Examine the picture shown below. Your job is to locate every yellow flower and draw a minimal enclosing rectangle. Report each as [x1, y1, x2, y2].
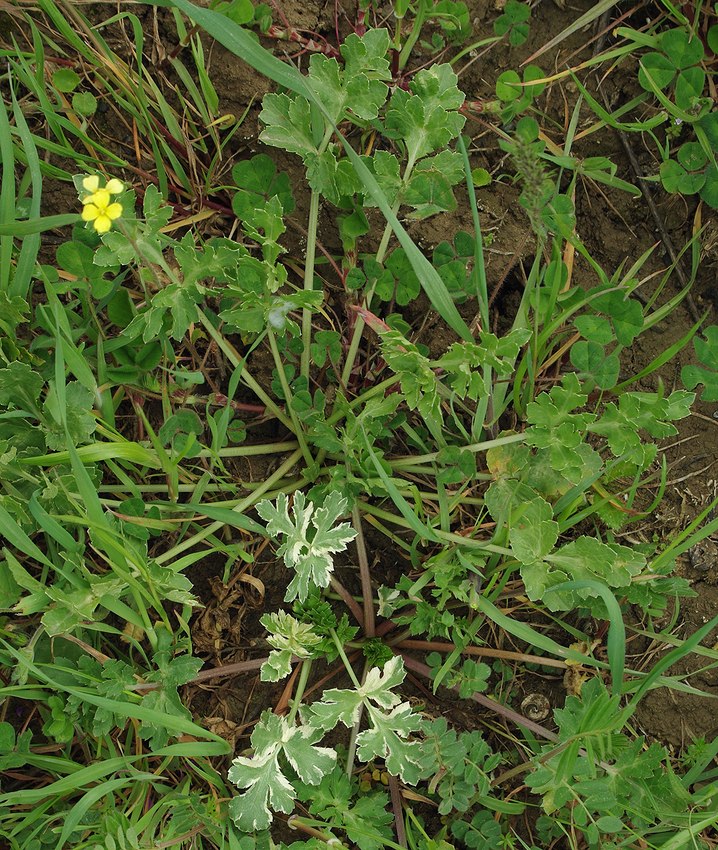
[81, 175, 124, 234]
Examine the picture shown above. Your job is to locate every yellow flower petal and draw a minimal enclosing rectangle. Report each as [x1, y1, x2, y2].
[94, 215, 112, 234]
[105, 178, 124, 195]
[82, 175, 100, 192]
[92, 188, 111, 208]
[81, 203, 99, 222]
[105, 202, 123, 221]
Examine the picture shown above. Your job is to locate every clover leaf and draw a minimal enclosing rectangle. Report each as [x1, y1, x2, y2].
[232, 154, 295, 221]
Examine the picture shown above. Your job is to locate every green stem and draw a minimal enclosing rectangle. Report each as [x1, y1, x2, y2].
[345, 660, 370, 777]
[330, 628, 362, 689]
[339, 154, 417, 391]
[287, 658, 313, 725]
[397, 0, 428, 69]
[198, 441, 299, 458]
[301, 126, 333, 380]
[196, 310, 294, 431]
[301, 188, 321, 379]
[267, 328, 315, 471]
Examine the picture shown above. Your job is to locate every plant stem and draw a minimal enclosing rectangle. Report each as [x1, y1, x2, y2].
[351, 501, 375, 637]
[267, 328, 316, 470]
[331, 628, 362, 689]
[300, 126, 333, 380]
[287, 658, 312, 725]
[196, 309, 294, 431]
[338, 153, 417, 391]
[344, 660, 370, 777]
[301, 187, 321, 379]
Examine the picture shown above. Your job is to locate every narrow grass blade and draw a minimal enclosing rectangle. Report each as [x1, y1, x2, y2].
[0, 214, 79, 236]
[625, 614, 718, 715]
[545, 580, 625, 696]
[9, 82, 42, 299]
[472, 593, 609, 670]
[2, 640, 230, 747]
[0, 91, 17, 293]
[522, 0, 622, 65]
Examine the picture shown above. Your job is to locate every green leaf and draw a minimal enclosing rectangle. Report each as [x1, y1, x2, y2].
[228, 712, 336, 831]
[385, 65, 465, 163]
[256, 491, 356, 602]
[377, 327, 442, 440]
[523, 537, 646, 611]
[402, 172, 455, 217]
[56, 240, 99, 280]
[357, 702, 425, 784]
[165, 0, 472, 341]
[509, 496, 559, 564]
[366, 151, 403, 206]
[259, 93, 317, 158]
[496, 70, 522, 102]
[297, 768, 393, 850]
[674, 66, 706, 110]
[0, 362, 43, 413]
[72, 92, 97, 116]
[260, 611, 322, 681]
[678, 141, 708, 172]
[638, 52, 676, 91]
[660, 158, 704, 195]
[0, 291, 29, 340]
[52, 69, 80, 92]
[214, 0, 254, 24]
[232, 153, 295, 219]
[472, 167, 491, 187]
[700, 163, 718, 208]
[42, 381, 97, 450]
[574, 314, 613, 344]
[570, 340, 620, 390]
[682, 325, 718, 400]
[494, 0, 530, 46]
[660, 27, 704, 69]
